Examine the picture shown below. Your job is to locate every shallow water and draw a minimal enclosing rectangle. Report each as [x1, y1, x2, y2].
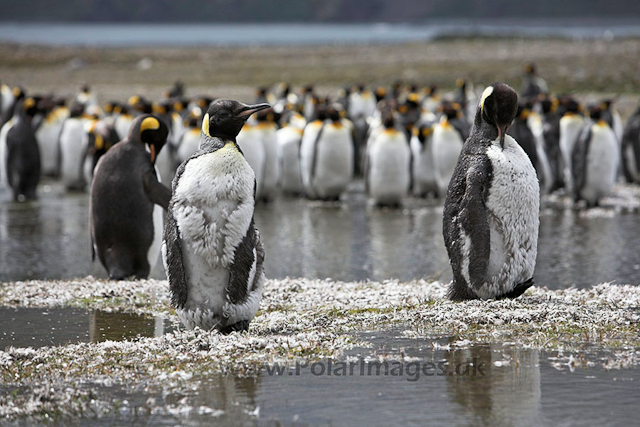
[1, 181, 640, 288]
[1, 20, 640, 47]
[0, 307, 171, 348]
[3, 327, 636, 426]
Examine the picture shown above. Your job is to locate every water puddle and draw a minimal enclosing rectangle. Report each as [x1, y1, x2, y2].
[3, 328, 630, 425]
[0, 307, 173, 349]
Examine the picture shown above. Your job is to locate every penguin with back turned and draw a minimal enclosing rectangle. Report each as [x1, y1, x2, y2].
[6, 98, 41, 201]
[163, 99, 270, 333]
[90, 114, 170, 280]
[443, 82, 539, 300]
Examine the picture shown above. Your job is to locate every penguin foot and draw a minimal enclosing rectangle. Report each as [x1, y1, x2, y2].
[220, 320, 250, 335]
[498, 278, 534, 299]
[447, 281, 480, 301]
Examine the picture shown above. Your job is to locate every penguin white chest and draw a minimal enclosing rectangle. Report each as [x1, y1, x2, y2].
[172, 142, 256, 312]
[582, 124, 619, 203]
[482, 135, 540, 298]
[432, 125, 464, 193]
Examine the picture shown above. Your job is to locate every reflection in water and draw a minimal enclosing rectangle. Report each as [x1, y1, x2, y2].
[89, 310, 170, 343]
[2, 181, 640, 287]
[0, 307, 170, 349]
[445, 343, 542, 426]
[162, 375, 261, 425]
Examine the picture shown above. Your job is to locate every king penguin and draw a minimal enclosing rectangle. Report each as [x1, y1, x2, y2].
[255, 109, 279, 202]
[276, 119, 304, 195]
[443, 82, 540, 300]
[365, 109, 411, 207]
[90, 114, 170, 280]
[410, 121, 437, 198]
[36, 98, 69, 177]
[59, 103, 90, 191]
[301, 105, 354, 201]
[558, 98, 584, 193]
[163, 99, 270, 333]
[236, 115, 266, 200]
[571, 105, 619, 208]
[432, 102, 466, 198]
[5, 98, 41, 201]
[621, 101, 640, 184]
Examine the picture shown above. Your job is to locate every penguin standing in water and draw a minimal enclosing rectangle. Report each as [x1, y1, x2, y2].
[90, 115, 170, 280]
[36, 97, 69, 177]
[365, 109, 411, 207]
[236, 116, 266, 200]
[558, 98, 584, 193]
[255, 109, 279, 202]
[410, 122, 437, 198]
[432, 102, 466, 198]
[276, 120, 304, 195]
[59, 103, 90, 191]
[443, 83, 539, 300]
[163, 100, 270, 333]
[571, 105, 619, 208]
[5, 98, 41, 201]
[302, 105, 354, 201]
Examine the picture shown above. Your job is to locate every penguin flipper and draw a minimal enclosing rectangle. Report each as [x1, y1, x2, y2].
[443, 155, 491, 299]
[164, 205, 188, 308]
[309, 123, 325, 187]
[227, 219, 261, 305]
[143, 170, 172, 210]
[571, 125, 591, 200]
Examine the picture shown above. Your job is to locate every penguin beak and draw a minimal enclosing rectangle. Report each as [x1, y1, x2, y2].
[497, 123, 509, 150]
[149, 144, 156, 163]
[237, 103, 271, 119]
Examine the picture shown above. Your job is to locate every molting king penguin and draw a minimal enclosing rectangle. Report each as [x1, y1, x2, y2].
[90, 114, 171, 280]
[443, 82, 540, 300]
[162, 99, 270, 333]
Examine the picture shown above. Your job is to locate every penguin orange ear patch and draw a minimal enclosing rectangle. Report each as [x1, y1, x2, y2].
[140, 117, 160, 133]
[201, 113, 210, 136]
[480, 86, 494, 113]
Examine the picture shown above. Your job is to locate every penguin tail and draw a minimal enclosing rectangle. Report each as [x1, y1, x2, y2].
[220, 320, 250, 335]
[498, 278, 534, 299]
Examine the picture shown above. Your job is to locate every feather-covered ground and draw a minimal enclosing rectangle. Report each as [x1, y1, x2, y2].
[1, 277, 639, 420]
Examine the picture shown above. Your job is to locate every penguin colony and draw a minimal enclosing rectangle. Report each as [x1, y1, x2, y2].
[1, 62, 639, 329]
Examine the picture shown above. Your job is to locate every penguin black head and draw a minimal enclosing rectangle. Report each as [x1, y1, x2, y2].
[413, 123, 434, 145]
[201, 99, 271, 142]
[588, 104, 603, 121]
[327, 105, 342, 122]
[20, 97, 39, 118]
[477, 82, 518, 149]
[439, 101, 460, 121]
[381, 107, 395, 129]
[129, 114, 169, 164]
[525, 63, 536, 75]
